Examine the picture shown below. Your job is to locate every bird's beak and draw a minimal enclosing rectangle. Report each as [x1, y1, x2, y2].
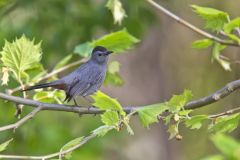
[106, 51, 113, 55]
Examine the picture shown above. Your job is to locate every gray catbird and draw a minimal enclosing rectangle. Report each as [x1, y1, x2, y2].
[22, 46, 113, 105]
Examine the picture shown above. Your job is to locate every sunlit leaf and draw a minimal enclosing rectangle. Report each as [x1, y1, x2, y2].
[201, 155, 224, 160]
[33, 90, 65, 103]
[91, 91, 125, 115]
[185, 115, 208, 129]
[224, 17, 240, 33]
[212, 42, 230, 71]
[1, 67, 9, 85]
[60, 136, 84, 159]
[74, 42, 93, 57]
[101, 110, 119, 126]
[137, 103, 168, 128]
[0, 138, 13, 153]
[209, 113, 240, 133]
[92, 125, 115, 137]
[168, 90, 193, 112]
[192, 39, 213, 49]
[106, 0, 127, 25]
[167, 124, 179, 140]
[0, 35, 42, 82]
[104, 61, 124, 86]
[192, 5, 229, 31]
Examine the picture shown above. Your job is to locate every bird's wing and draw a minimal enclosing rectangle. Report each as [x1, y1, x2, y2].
[64, 64, 104, 102]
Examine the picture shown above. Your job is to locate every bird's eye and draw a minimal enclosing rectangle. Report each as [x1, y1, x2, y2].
[98, 54, 102, 56]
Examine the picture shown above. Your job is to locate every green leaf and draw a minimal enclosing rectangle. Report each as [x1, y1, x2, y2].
[101, 110, 119, 126]
[211, 134, 240, 159]
[209, 113, 240, 133]
[74, 42, 93, 57]
[191, 5, 229, 31]
[60, 136, 84, 159]
[167, 124, 179, 140]
[0, 138, 13, 152]
[92, 125, 115, 137]
[93, 29, 139, 53]
[212, 42, 231, 71]
[53, 54, 73, 70]
[104, 61, 124, 86]
[74, 29, 139, 57]
[224, 17, 240, 33]
[106, 0, 127, 25]
[91, 91, 125, 115]
[0, 35, 42, 82]
[1, 67, 9, 85]
[33, 90, 65, 103]
[192, 39, 213, 49]
[168, 89, 193, 112]
[185, 115, 208, 129]
[201, 155, 224, 160]
[137, 103, 168, 128]
[108, 61, 120, 74]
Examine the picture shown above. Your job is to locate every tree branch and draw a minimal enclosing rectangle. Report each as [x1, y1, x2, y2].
[0, 79, 240, 117]
[0, 133, 97, 160]
[0, 106, 42, 132]
[184, 79, 240, 109]
[146, 0, 240, 47]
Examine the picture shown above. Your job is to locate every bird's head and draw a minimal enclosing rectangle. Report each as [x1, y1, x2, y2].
[90, 46, 113, 64]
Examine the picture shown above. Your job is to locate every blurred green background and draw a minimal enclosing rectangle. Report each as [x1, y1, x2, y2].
[0, 0, 239, 159]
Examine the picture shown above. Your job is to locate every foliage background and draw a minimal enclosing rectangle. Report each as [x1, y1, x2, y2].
[0, 0, 239, 159]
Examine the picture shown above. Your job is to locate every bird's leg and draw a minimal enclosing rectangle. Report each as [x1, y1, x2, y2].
[73, 98, 79, 107]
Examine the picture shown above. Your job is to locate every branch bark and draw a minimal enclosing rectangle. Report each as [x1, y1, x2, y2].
[0, 79, 240, 117]
[146, 0, 240, 47]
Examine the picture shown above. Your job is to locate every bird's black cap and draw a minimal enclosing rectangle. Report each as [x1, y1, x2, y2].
[92, 46, 107, 53]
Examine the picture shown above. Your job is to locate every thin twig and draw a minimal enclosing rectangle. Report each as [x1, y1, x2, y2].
[146, 0, 240, 47]
[209, 106, 240, 118]
[0, 106, 42, 132]
[8, 59, 86, 95]
[0, 133, 97, 160]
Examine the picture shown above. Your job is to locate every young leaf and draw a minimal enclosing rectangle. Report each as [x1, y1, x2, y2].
[0, 35, 42, 82]
[211, 134, 240, 159]
[209, 113, 240, 133]
[33, 90, 65, 103]
[104, 61, 124, 86]
[106, 0, 127, 25]
[192, 39, 213, 49]
[1, 67, 9, 85]
[92, 125, 115, 137]
[191, 5, 229, 31]
[137, 103, 168, 128]
[74, 29, 139, 57]
[185, 115, 208, 129]
[224, 17, 240, 34]
[91, 91, 125, 115]
[93, 29, 139, 53]
[212, 42, 230, 71]
[167, 124, 179, 140]
[0, 138, 13, 152]
[60, 136, 84, 159]
[201, 155, 224, 160]
[101, 110, 119, 126]
[168, 90, 193, 112]
[74, 42, 93, 57]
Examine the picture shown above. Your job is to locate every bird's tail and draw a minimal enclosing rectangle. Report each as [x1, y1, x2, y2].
[21, 82, 54, 91]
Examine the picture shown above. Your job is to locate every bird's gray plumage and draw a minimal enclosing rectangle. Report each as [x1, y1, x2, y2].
[22, 46, 112, 104]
